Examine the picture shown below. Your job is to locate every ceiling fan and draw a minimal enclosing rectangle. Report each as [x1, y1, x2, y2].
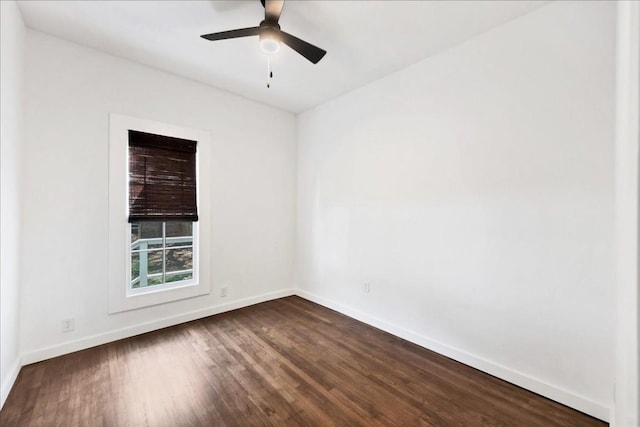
[200, 0, 327, 64]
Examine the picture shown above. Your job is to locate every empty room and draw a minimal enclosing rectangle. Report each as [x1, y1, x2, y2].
[1, 0, 638, 426]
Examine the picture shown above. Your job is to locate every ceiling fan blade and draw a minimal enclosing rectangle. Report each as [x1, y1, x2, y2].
[279, 31, 326, 64]
[201, 27, 260, 41]
[264, 0, 284, 23]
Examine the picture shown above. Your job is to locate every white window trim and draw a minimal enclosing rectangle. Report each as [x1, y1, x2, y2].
[108, 113, 211, 313]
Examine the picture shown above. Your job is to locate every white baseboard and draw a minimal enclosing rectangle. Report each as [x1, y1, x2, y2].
[295, 289, 611, 423]
[1, 357, 21, 410]
[21, 289, 295, 366]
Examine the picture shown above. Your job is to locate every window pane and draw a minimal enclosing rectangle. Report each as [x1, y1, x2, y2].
[166, 272, 193, 283]
[166, 242, 192, 249]
[166, 221, 193, 248]
[146, 250, 163, 275]
[165, 248, 193, 272]
[148, 276, 164, 286]
[144, 241, 163, 250]
[140, 223, 163, 250]
[131, 252, 140, 278]
[131, 252, 140, 288]
[139, 222, 163, 239]
[130, 222, 163, 250]
[131, 223, 140, 244]
[166, 222, 192, 237]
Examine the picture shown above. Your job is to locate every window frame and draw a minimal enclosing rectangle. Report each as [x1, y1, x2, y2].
[109, 114, 211, 313]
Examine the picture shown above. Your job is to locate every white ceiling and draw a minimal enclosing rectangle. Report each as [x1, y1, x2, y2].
[17, 0, 546, 114]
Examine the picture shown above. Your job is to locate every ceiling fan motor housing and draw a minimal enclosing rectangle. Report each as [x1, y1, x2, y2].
[259, 21, 281, 54]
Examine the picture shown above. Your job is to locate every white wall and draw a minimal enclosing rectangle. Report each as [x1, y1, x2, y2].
[0, 0, 25, 408]
[8, 0, 628, 422]
[20, 30, 297, 360]
[296, 1, 615, 420]
[614, 2, 640, 425]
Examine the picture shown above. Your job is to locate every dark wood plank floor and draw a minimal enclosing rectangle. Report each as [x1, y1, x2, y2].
[1, 296, 606, 426]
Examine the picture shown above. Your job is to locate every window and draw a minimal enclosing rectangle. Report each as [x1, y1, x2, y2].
[127, 130, 198, 292]
[130, 221, 194, 289]
[109, 114, 211, 313]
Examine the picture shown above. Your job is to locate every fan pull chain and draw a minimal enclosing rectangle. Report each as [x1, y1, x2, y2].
[267, 56, 274, 88]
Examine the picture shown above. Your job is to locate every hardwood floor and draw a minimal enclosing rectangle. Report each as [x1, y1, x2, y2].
[1, 296, 606, 426]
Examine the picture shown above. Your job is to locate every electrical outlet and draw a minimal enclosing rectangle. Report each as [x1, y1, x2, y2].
[220, 286, 228, 298]
[364, 282, 370, 293]
[62, 318, 75, 333]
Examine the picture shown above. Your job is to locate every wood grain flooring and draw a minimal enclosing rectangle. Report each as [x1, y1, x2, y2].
[1, 296, 606, 426]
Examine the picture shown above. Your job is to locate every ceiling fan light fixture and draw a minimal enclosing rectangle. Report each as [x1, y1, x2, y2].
[201, 0, 326, 64]
[259, 28, 280, 54]
[260, 37, 280, 54]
